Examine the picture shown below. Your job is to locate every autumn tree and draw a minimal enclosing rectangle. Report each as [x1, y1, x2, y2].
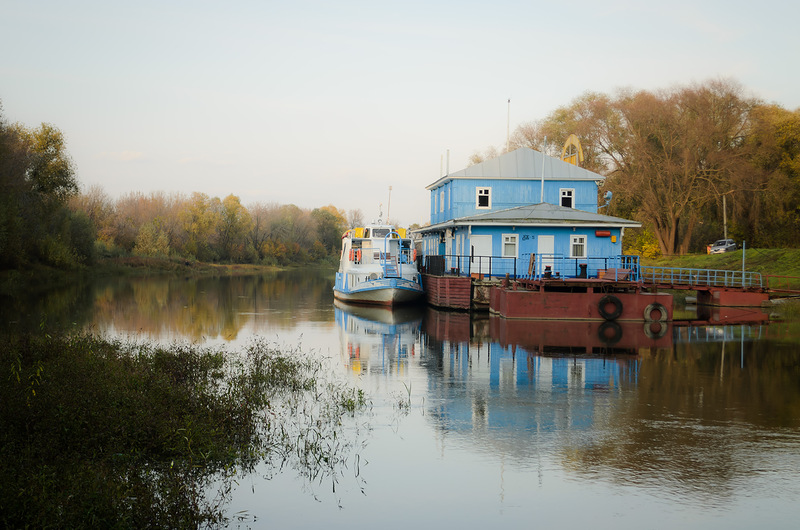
[312, 205, 346, 255]
[347, 208, 364, 228]
[246, 202, 275, 262]
[215, 194, 252, 261]
[179, 192, 219, 261]
[733, 104, 800, 246]
[0, 105, 88, 268]
[133, 220, 170, 257]
[605, 81, 756, 254]
[70, 185, 114, 241]
[517, 79, 769, 254]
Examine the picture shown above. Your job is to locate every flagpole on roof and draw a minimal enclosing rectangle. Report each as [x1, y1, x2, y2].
[506, 98, 510, 152]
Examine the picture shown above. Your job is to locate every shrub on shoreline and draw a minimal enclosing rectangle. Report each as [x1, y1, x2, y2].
[0, 332, 367, 528]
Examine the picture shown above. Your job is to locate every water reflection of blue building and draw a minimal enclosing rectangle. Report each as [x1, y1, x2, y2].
[422, 309, 641, 435]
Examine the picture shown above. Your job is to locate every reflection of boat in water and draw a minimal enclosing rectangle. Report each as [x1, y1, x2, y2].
[333, 222, 424, 305]
[334, 299, 424, 373]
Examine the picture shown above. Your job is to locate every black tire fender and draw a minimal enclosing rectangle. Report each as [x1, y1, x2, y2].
[598, 295, 623, 320]
[643, 303, 668, 322]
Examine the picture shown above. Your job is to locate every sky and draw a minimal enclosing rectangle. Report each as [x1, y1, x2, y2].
[2, 0, 799, 227]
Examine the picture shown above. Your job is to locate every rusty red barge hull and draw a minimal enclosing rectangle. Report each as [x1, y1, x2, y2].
[490, 279, 673, 322]
[422, 274, 472, 310]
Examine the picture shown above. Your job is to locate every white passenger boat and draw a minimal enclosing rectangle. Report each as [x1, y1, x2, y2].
[333, 222, 424, 306]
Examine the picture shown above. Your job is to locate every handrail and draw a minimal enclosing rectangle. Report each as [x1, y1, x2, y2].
[422, 253, 639, 281]
[639, 266, 763, 289]
[381, 231, 401, 277]
[764, 274, 800, 294]
[420, 251, 770, 292]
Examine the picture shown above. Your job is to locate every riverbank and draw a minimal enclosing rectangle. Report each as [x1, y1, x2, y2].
[0, 256, 299, 298]
[642, 247, 800, 276]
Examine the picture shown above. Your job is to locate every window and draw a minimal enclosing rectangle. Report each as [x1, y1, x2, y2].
[502, 234, 518, 258]
[570, 235, 586, 258]
[560, 188, 574, 208]
[477, 187, 491, 209]
[439, 190, 444, 212]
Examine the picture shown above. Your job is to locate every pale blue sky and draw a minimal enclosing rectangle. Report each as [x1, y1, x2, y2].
[2, 0, 798, 226]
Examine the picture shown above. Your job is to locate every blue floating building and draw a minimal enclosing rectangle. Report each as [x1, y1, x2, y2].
[416, 147, 641, 280]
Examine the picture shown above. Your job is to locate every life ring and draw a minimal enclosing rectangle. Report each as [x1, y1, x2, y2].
[598, 320, 623, 345]
[643, 320, 668, 339]
[348, 249, 354, 261]
[598, 295, 623, 320]
[355, 249, 362, 262]
[412, 249, 417, 261]
[643, 303, 668, 322]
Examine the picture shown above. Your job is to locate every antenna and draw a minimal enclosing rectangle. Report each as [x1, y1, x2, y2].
[506, 98, 510, 152]
[540, 136, 546, 203]
[387, 186, 392, 221]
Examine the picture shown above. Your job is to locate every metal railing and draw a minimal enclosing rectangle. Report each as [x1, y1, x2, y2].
[422, 253, 640, 281]
[639, 266, 763, 289]
[764, 274, 800, 294]
[423, 254, 518, 278]
[520, 254, 640, 281]
[421, 252, 772, 292]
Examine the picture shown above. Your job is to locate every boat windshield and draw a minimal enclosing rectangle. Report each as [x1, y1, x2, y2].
[372, 228, 391, 238]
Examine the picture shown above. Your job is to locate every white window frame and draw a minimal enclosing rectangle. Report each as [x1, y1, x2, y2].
[570, 234, 587, 258]
[560, 188, 575, 208]
[502, 234, 518, 258]
[439, 189, 444, 212]
[476, 187, 491, 209]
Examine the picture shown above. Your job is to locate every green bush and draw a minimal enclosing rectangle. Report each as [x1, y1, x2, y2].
[0, 332, 367, 528]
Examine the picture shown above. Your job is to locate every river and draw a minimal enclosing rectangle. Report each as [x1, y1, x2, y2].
[5, 268, 800, 529]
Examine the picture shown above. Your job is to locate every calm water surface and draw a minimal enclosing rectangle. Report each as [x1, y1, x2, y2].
[6, 269, 800, 529]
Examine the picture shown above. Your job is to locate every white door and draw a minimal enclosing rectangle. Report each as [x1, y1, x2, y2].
[470, 235, 492, 274]
[538, 235, 554, 275]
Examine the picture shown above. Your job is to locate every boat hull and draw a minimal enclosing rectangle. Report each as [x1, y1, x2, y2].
[333, 277, 424, 306]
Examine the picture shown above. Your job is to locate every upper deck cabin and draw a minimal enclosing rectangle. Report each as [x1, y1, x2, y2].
[427, 147, 604, 226]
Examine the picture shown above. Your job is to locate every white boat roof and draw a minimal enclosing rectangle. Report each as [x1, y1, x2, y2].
[427, 147, 604, 189]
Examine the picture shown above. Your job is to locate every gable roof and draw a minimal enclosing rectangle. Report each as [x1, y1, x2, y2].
[417, 202, 640, 233]
[427, 147, 603, 190]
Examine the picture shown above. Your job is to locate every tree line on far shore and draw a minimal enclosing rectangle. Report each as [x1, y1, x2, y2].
[1, 101, 373, 270]
[70, 187, 356, 266]
[473, 78, 800, 256]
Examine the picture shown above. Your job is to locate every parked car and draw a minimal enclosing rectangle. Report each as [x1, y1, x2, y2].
[709, 239, 737, 254]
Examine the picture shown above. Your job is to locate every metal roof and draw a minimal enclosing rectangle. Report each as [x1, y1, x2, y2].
[427, 147, 604, 190]
[416, 202, 641, 233]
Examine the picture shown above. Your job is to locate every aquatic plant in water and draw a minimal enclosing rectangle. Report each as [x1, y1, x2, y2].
[0, 331, 369, 528]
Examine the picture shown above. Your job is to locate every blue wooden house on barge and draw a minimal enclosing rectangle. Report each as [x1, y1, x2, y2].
[416, 147, 673, 324]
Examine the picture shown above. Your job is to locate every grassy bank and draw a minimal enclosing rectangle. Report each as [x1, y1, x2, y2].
[0, 331, 367, 528]
[642, 248, 800, 277]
